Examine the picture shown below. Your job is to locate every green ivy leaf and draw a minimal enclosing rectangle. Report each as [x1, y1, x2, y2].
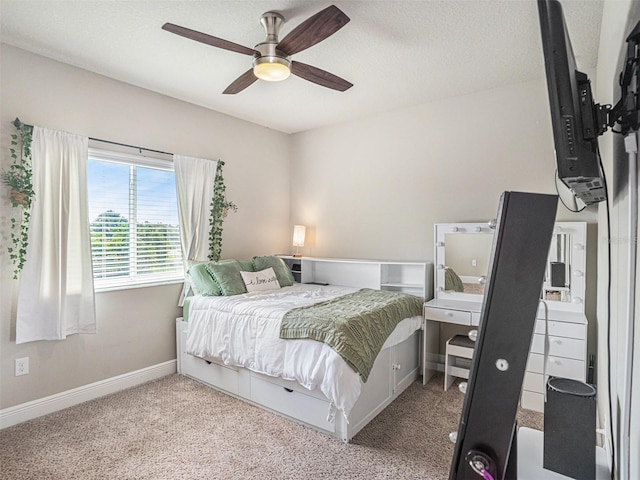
[2, 125, 33, 275]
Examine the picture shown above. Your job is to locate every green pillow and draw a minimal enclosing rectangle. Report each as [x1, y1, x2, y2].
[206, 260, 247, 296]
[252, 256, 295, 287]
[187, 263, 221, 296]
[237, 258, 255, 272]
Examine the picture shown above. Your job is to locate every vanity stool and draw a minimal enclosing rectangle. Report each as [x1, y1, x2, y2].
[444, 334, 475, 391]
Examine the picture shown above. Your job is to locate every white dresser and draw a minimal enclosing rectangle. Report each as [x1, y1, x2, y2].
[422, 222, 588, 412]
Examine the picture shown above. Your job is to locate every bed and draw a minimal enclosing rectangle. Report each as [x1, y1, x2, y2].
[176, 257, 425, 442]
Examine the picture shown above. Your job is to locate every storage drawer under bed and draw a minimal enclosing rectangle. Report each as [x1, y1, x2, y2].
[181, 353, 240, 396]
[249, 375, 335, 433]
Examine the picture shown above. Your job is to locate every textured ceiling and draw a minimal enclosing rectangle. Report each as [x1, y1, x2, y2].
[0, 1, 604, 134]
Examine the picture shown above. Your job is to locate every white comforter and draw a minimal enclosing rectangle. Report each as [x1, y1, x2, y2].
[186, 284, 422, 420]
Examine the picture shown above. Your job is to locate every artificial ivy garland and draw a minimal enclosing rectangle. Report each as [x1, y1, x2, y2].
[2, 124, 33, 278]
[208, 160, 237, 262]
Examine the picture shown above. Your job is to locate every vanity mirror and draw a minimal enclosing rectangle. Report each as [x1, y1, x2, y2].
[425, 220, 588, 411]
[434, 221, 586, 312]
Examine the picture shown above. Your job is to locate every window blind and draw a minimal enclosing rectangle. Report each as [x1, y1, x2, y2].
[87, 148, 183, 289]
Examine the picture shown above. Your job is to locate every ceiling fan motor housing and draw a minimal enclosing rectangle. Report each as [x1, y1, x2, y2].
[253, 11, 291, 78]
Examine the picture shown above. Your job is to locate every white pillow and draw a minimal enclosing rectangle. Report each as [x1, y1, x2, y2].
[240, 267, 281, 292]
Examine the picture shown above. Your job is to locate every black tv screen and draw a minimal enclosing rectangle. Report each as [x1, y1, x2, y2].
[537, 0, 607, 205]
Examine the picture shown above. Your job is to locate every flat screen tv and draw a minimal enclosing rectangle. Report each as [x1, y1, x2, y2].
[537, 0, 607, 205]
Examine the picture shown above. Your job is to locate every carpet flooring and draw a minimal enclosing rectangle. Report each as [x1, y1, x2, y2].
[0, 373, 542, 480]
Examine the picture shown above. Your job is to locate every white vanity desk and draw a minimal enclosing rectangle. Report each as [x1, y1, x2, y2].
[422, 222, 588, 412]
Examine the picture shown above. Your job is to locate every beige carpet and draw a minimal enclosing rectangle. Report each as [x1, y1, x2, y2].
[0, 373, 542, 480]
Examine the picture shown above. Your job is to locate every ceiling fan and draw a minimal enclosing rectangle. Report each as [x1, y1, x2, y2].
[162, 4, 353, 94]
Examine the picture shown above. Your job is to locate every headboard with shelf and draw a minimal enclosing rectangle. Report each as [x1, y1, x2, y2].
[279, 256, 433, 300]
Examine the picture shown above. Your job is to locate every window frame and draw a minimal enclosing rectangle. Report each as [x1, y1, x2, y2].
[87, 147, 184, 292]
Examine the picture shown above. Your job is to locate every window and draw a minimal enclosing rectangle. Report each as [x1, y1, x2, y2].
[87, 148, 183, 290]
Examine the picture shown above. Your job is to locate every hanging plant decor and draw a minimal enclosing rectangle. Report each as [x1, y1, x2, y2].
[2, 123, 33, 278]
[208, 161, 237, 262]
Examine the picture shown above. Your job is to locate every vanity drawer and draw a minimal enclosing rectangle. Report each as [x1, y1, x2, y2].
[523, 371, 546, 393]
[533, 319, 586, 339]
[530, 334, 585, 360]
[521, 390, 544, 412]
[526, 353, 585, 381]
[250, 375, 334, 432]
[424, 307, 471, 325]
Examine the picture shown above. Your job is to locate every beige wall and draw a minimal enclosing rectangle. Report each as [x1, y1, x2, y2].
[290, 78, 597, 260]
[0, 45, 291, 409]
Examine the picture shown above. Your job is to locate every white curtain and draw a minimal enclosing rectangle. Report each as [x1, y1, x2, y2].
[174, 155, 218, 305]
[16, 127, 96, 344]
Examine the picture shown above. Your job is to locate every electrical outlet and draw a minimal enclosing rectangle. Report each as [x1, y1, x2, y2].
[15, 357, 29, 376]
[471, 259, 477, 267]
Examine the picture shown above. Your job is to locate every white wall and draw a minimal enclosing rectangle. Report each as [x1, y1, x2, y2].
[595, 1, 639, 478]
[0, 45, 291, 409]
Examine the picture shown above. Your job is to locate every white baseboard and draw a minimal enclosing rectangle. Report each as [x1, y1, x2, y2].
[0, 360, 176, 429]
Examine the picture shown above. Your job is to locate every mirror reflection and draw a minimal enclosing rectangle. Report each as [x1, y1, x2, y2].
[442, 231, 574, 302]
[542, 233, 572, 302]
[444, 233, 493, 295]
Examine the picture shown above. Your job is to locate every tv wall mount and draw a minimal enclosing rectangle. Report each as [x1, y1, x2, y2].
[600, 21, 640, 137]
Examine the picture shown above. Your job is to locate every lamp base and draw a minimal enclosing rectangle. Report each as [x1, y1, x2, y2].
[292, 253, 302, 258]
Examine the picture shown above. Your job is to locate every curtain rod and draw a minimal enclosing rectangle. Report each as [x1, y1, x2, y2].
[12, 117, 174, 156]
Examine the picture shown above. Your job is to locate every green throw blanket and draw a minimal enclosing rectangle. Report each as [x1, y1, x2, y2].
[280, 288, 423, 382]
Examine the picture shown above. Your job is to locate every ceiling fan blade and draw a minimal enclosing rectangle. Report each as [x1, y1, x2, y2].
[291, 61, 352, 92]
[162, 23, 258, 56]
[277, 5, 350, 56]
[223, 69, 258, 94]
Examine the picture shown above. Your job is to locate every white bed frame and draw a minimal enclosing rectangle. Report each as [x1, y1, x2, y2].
[176, 319, 421, 442]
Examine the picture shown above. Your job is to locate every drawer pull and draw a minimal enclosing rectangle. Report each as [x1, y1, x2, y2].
[283, 387, 294, 393]
[445, 312, 454, 317]
[205, 360, 212, 365]
[549, 358, 561, 365]
[551, 339, 563, 345]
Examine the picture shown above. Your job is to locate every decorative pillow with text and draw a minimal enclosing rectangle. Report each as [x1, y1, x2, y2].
[240, 267, 281, 292]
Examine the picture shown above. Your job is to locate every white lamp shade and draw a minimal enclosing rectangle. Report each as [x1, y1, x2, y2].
[292, 225, 306, 247]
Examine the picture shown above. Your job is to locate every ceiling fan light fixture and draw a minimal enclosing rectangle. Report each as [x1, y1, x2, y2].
[253, 56, 291, 82]
[163, 5, 352, 94]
